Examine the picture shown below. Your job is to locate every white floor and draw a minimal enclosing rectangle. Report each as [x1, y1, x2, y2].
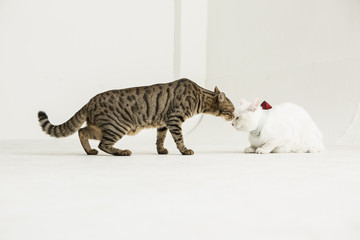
[1, 139, 360, 240]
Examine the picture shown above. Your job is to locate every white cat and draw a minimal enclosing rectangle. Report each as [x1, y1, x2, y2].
[232, 98, 324, 154]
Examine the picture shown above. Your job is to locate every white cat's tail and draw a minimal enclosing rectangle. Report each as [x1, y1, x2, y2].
[306, 131, 325, 153]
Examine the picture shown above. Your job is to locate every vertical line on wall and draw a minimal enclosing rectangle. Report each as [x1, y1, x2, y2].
[173, 0, 208, 135]
[174, 0, 181, 80]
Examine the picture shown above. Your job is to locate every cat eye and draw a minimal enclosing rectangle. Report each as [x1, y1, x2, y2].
[236, 117, 239, 120]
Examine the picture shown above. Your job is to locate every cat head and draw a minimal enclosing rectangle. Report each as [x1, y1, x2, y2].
[209, 86, 235, 121]
[232, 98, 261, 131]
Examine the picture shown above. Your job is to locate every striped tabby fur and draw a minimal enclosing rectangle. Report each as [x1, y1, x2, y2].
[38, 78, 234, 155]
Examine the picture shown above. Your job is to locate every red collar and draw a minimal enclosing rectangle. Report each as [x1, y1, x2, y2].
[261, 101, 272, 110]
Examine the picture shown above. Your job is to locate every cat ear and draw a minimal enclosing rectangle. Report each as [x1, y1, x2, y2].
[214, 86, 220, 93]
[253, 97, 260, 107]
[247, 97, 260, 112]
[218, 92, 226, 102]
[239, 98, 247, 106]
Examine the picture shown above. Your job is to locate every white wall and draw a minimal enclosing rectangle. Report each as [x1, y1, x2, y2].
[0, 0, 175, 139]
[1, 0, 360, 148]
[174, 0, 208, 134]
[193, 0, 360, 146]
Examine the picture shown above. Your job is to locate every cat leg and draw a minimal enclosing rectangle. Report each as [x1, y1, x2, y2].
[166, 120, 194, 155]
[98, 129, 132, 156]
[156, 126, 168, 154]
[78, 124, 102, 155]
[244, 146, 256, 153]
[256, 140, 283, 154]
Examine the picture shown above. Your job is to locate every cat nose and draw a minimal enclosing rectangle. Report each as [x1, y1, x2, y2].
[232, 123, 234, 126]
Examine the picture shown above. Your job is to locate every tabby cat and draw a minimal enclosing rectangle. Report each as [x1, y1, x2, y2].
[38, 78, 234, 156]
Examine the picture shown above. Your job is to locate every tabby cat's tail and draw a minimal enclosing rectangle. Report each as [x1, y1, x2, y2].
[38, 106, 87, 138]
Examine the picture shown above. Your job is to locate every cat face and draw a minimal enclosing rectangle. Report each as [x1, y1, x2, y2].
[232, 98, 260, 131]
[213, 87, 235, 121]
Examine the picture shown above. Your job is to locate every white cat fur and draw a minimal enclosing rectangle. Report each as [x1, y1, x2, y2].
[232, 98, 324, 154]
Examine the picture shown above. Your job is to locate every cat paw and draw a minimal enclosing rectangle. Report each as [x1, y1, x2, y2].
[114, 150, 132, 156]
[157, 148, 169, 155]
[244, 147, 256, 153]
[86, 149, 98, 155]
[305, 146, 323, 153]
[181, 149, 194, 155]
[255, 148, 270, 154]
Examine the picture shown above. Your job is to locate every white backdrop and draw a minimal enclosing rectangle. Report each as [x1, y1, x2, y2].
[1, 0, 360, 147]
[194, 0, 360, 147]
[0, 0, 174, 139]
[1, 2, 360, 239]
